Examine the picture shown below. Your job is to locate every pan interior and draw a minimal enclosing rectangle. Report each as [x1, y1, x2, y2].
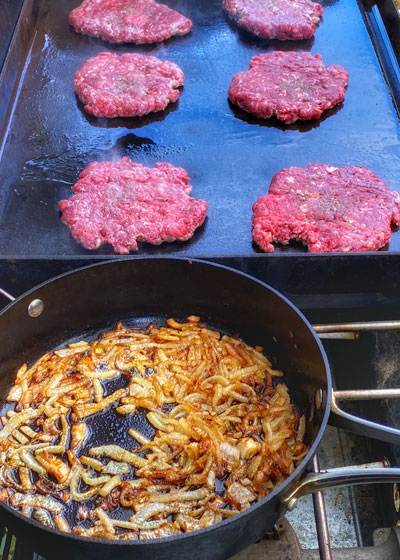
[0, 259, 330, 531]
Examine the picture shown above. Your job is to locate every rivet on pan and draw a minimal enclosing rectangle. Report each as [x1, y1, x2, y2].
[286, 497, 298, 511]
[315, 389, 323, 410]
[393, 483, 400, 512]
[28, 299, 45, 318]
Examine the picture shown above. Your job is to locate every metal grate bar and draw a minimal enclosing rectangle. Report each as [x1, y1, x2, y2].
[0, 528, 42, 560]
[0, 530, 5, 560]
[1, 530, 14, 560]
[312, 455, 333, 560]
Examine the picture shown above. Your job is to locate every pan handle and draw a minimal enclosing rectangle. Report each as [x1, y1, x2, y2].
[312, 321, 400, 443]
[328, 391, 400, 444]
[281, 465, 400, 513]
[0, 288, 15, 302]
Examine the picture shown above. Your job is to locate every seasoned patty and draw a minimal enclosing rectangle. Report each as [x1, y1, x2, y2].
[74, 52, 184, 118]
[252, 164, 400, 253]
[223, 0, 323, 40]
[69, 0, 192, 44]
[58, 158, 208, 254]
[228, 52, 349, 123]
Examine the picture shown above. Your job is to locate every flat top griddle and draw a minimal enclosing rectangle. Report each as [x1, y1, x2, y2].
[0, 0, 400, 258]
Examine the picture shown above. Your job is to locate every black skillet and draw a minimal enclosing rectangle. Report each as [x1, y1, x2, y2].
[0, 258, 399, 560]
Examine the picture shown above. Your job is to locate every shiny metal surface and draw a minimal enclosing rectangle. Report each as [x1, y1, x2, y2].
[316, 332, 359, 340]
[314, 321, 400, 333]
[330, 392, 400, 443]
[334, 389, 400, 400]
[0, 288, 15, 302]
[312, 455, 333, 560]
[281, 467, 400, 512]
[311, 320, 400, 441]
[314, 320, 400, 339]
[27, 298, 44, 317]
[323, 461, 390, 471]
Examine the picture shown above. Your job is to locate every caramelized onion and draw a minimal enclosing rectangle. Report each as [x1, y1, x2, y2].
[0, 317, 308, 539]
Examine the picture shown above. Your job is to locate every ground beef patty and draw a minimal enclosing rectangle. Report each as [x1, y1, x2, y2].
[252, 164, 400, 253]
[223, 0, 323, 40]
[58, 158, 208, 254]
[74, 52, 184, 118]
[69, 0, 192, 44]
[228, 52, 349, 123]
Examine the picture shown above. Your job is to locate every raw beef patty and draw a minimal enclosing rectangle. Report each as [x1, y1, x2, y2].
[58, 158, 208, 254]
[74, 52, 184, 118]
[252, 164, 400, 253]
[69, 0, 192, 44]
[223, 0, 323, 40]
[228, 52, 349, 123]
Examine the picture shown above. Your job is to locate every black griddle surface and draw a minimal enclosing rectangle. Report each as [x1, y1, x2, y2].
[1, 0, 400, 257]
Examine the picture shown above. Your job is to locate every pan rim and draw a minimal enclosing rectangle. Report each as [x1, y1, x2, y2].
[0, 256, 332, 548]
